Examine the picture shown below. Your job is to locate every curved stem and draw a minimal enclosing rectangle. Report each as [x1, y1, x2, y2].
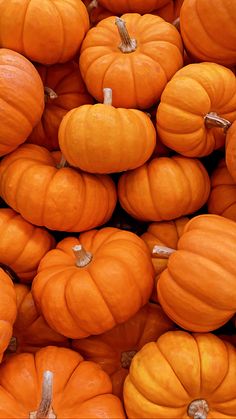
[115, 17, 137, 53]
[103, 88, 113, 105]
[204, 112, 231, 133]
[56, 155, 67, 169]
[87, 0, 98, 13]
[188, 399, 209, 419]
[72, 245, 93, 267]
[29, 371, 56, 419]
[44, 87, 58, 101]
[152, 245, 176, 259]
[121, 350, 137, 369]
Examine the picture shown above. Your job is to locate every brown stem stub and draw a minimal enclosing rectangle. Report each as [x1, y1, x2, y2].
[172, 17, 180, 31]
[72, 245, 93, 268]
[56, 155, 67, 169]
[152, 245, 176, 259]
[44, 87, 58, 101]
[103, 88, 113, 105]
[121, 350, 137, 369]
[29, 371, 56, 419]
[6, 336, 17, 353]
[188, 399, 209, 419]
[204, 112, 231, 133]
[87, 0, 98, 13]
[115, 17, 137, 53]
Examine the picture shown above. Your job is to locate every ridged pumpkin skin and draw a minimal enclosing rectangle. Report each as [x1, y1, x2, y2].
[180, 0, 236, 66]
[226, 120, 236, 182]
[79, 14, 183, 109]
[98, 0, 170, 14]
[32, 228, 154, 339]
[28, 61, 93, 151]
[158, 214, 236, 332]
[0, 347, 125, 418]
[0, 49, 44, 157]
[0, 269, 17, 362]
[124, 331, 236, 418]
[72, 303, 174, 399]
[156, 63, 236, 157]
[0, 208, 55, 283]
[118, 156, 210, 222]
[208, 160, 236, 222]
[58, 101, 156, 174]
[0, 0, 89, 65]
[0, 144, 117, 232]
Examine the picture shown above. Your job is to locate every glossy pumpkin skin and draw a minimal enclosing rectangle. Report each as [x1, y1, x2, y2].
[0, 208, 55, 283]
[180, 0, 236, 66]
[0, 0, 89, 65]
[124, 331, 236, 418]
[118, 156, 210, 222]
[58, 102, 156, 174]
[32, 228, 154, 339]
[208, 160, 236, 222]
[158, 214, 236, 332]
[0, 346, 125, 419]
[156, 63, 236, 157]
[79, 14, 183, 109]
[72, 303, 174, 399]
[28, 61, 93, 151]
[0, 49, 44, 157]
[226, 120, 236, 182]
[98, 0, 170, 14]
[0, 144, 117, 232]
[0, 269, 17, 362]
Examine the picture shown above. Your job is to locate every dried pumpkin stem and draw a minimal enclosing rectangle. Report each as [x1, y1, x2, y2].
[103, 88, 113, 105]
[56, 155, 67, 169]
[44, 87, 58, 100]
[29, 371, 56, 419]
[121, 350, 137, 369]
[172, 17, 180, 31]
[115, 17, 137, 53]
[87, 0, 98, 13]
[204, 112, 231, 133]
[188, 399, 209, 419]
[152, 245, 176, 259]
[72, 245, 93, 267]
[7, 336, 17, 353]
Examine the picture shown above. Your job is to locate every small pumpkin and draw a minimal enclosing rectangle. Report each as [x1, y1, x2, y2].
[97, 0, 170, 14]
[32, 227, 154, 339]
[154, 0, 184, 23]
[83, 0, 113, 26]
[226, 120, 236, 182]
[0, 269, 17, 362]
[124, 331, 236, 418]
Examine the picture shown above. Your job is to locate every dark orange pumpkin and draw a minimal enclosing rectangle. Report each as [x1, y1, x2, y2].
[98, 0, 170, 13]
[0, 269, 17, 362]
[226, 120, 236, 182]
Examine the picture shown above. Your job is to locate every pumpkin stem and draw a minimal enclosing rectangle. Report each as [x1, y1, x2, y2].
[172, 17, 180, 31]
[115, 17, 137, 53]
[188, 399, 209, 419]
[6, 336, 17, 353]
[56, 155, 67, 169]
[29, 371, 56, 419]
[121, 350, 137, 369]
[103, 88, 113, 105]
[44, 87, 58, 101]
[87, 0, 98, 13]
[72, 245, 93, 267]
[204, 112, 231, 133]
[152, 245, 176, 259]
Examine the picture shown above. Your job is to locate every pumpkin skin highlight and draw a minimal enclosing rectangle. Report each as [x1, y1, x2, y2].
[158, 214, 236, 332]
[32, 227, 154, 339]
[0, 0, 90, 65]
[0, 269, 17, 363]
[124, 331, 236, 418]
[226, 120, 236, 182]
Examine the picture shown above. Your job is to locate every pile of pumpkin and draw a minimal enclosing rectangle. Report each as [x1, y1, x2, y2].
[0, 0, 236, 417]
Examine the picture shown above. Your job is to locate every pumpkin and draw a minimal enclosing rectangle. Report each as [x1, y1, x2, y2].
[226, 120, 236, 182]
[79, 14, 183, 109]
[83, 0, 113, 26]
[156, 214, 236, 332]
[124, 330, 236, 418]
[28, 61, 93, 151]
[58, 88, 156, 174]
[208, 159, 236, 222]
[180, 0, 236, 66]
[154, 0, 184, 23]
[118, 156, 210, 222]
[0, 208, 55, 283]
[72, 303, 174, 399]
[97, 0, 170, 14]
[0, 144, 117, 232]
[0, 49, 44, 157]
[0, 346, 125, 418]
[0, 0, 89, 65]
[32, 227, 154, 339]
[0, 269, 17, 362]
[156, 62, 236, 157]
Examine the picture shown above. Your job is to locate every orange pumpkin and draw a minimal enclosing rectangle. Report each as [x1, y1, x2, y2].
[118, 156, 210, 222]
[156, 62, 236, 157]
[0, 49, 44, 157]
[0, 208, 55, 283]
[208, 159, 236, 222]
[58, 88, 156, 173]
[157, 214, 236, 332]
[72, 303, 174, 399]
[0, 346, 125, 418]
[28, 61, 93, 151]
[124, 331, 236, 418]
[0, 0, 89, 65]
[154, 0, 184, 23]
[226, 120, 236, 182]
[83, 0, 113, 26]
[0, 269, 17, 362]
[0, 144, 117, 232]
[180, 0, 236, 66]
[79, 14, 183, 109]
[32, 227, 154, 339]
[97, 0, 170, 13]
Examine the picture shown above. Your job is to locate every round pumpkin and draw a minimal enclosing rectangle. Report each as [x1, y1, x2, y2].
[226, 120, 236, 182]
[0, 144, 117, 232]
[180, 0, 236, 66]
[79, 13, 183, 109]
[28, 61, 93, 151]
[97, 0, 170, 13]
[72, 303, 174, 399]
[0, 269, 17, 362]
[0, 0, 89, 65]
[124, 331, 236, 418]
[0, 346, 125, 418]
[208, 159, 236, 222]
[118, 156, 210, 222]
[156, 62, 236, 157]
[157, 214, 236, 332]
[58, 88, 156, 174]
[0, 49, 44, 157]
[32, 227, 154, 339]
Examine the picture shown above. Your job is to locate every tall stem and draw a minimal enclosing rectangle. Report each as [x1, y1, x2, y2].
[72, 245, 93, 267]
[152, 245, 176, 259]
[115, 18, 137, 53]
[29, 371, 56, 419]
[103, 88, 113, 105]
[188, 399, 209, 419]
[204, 112, 231, 133]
